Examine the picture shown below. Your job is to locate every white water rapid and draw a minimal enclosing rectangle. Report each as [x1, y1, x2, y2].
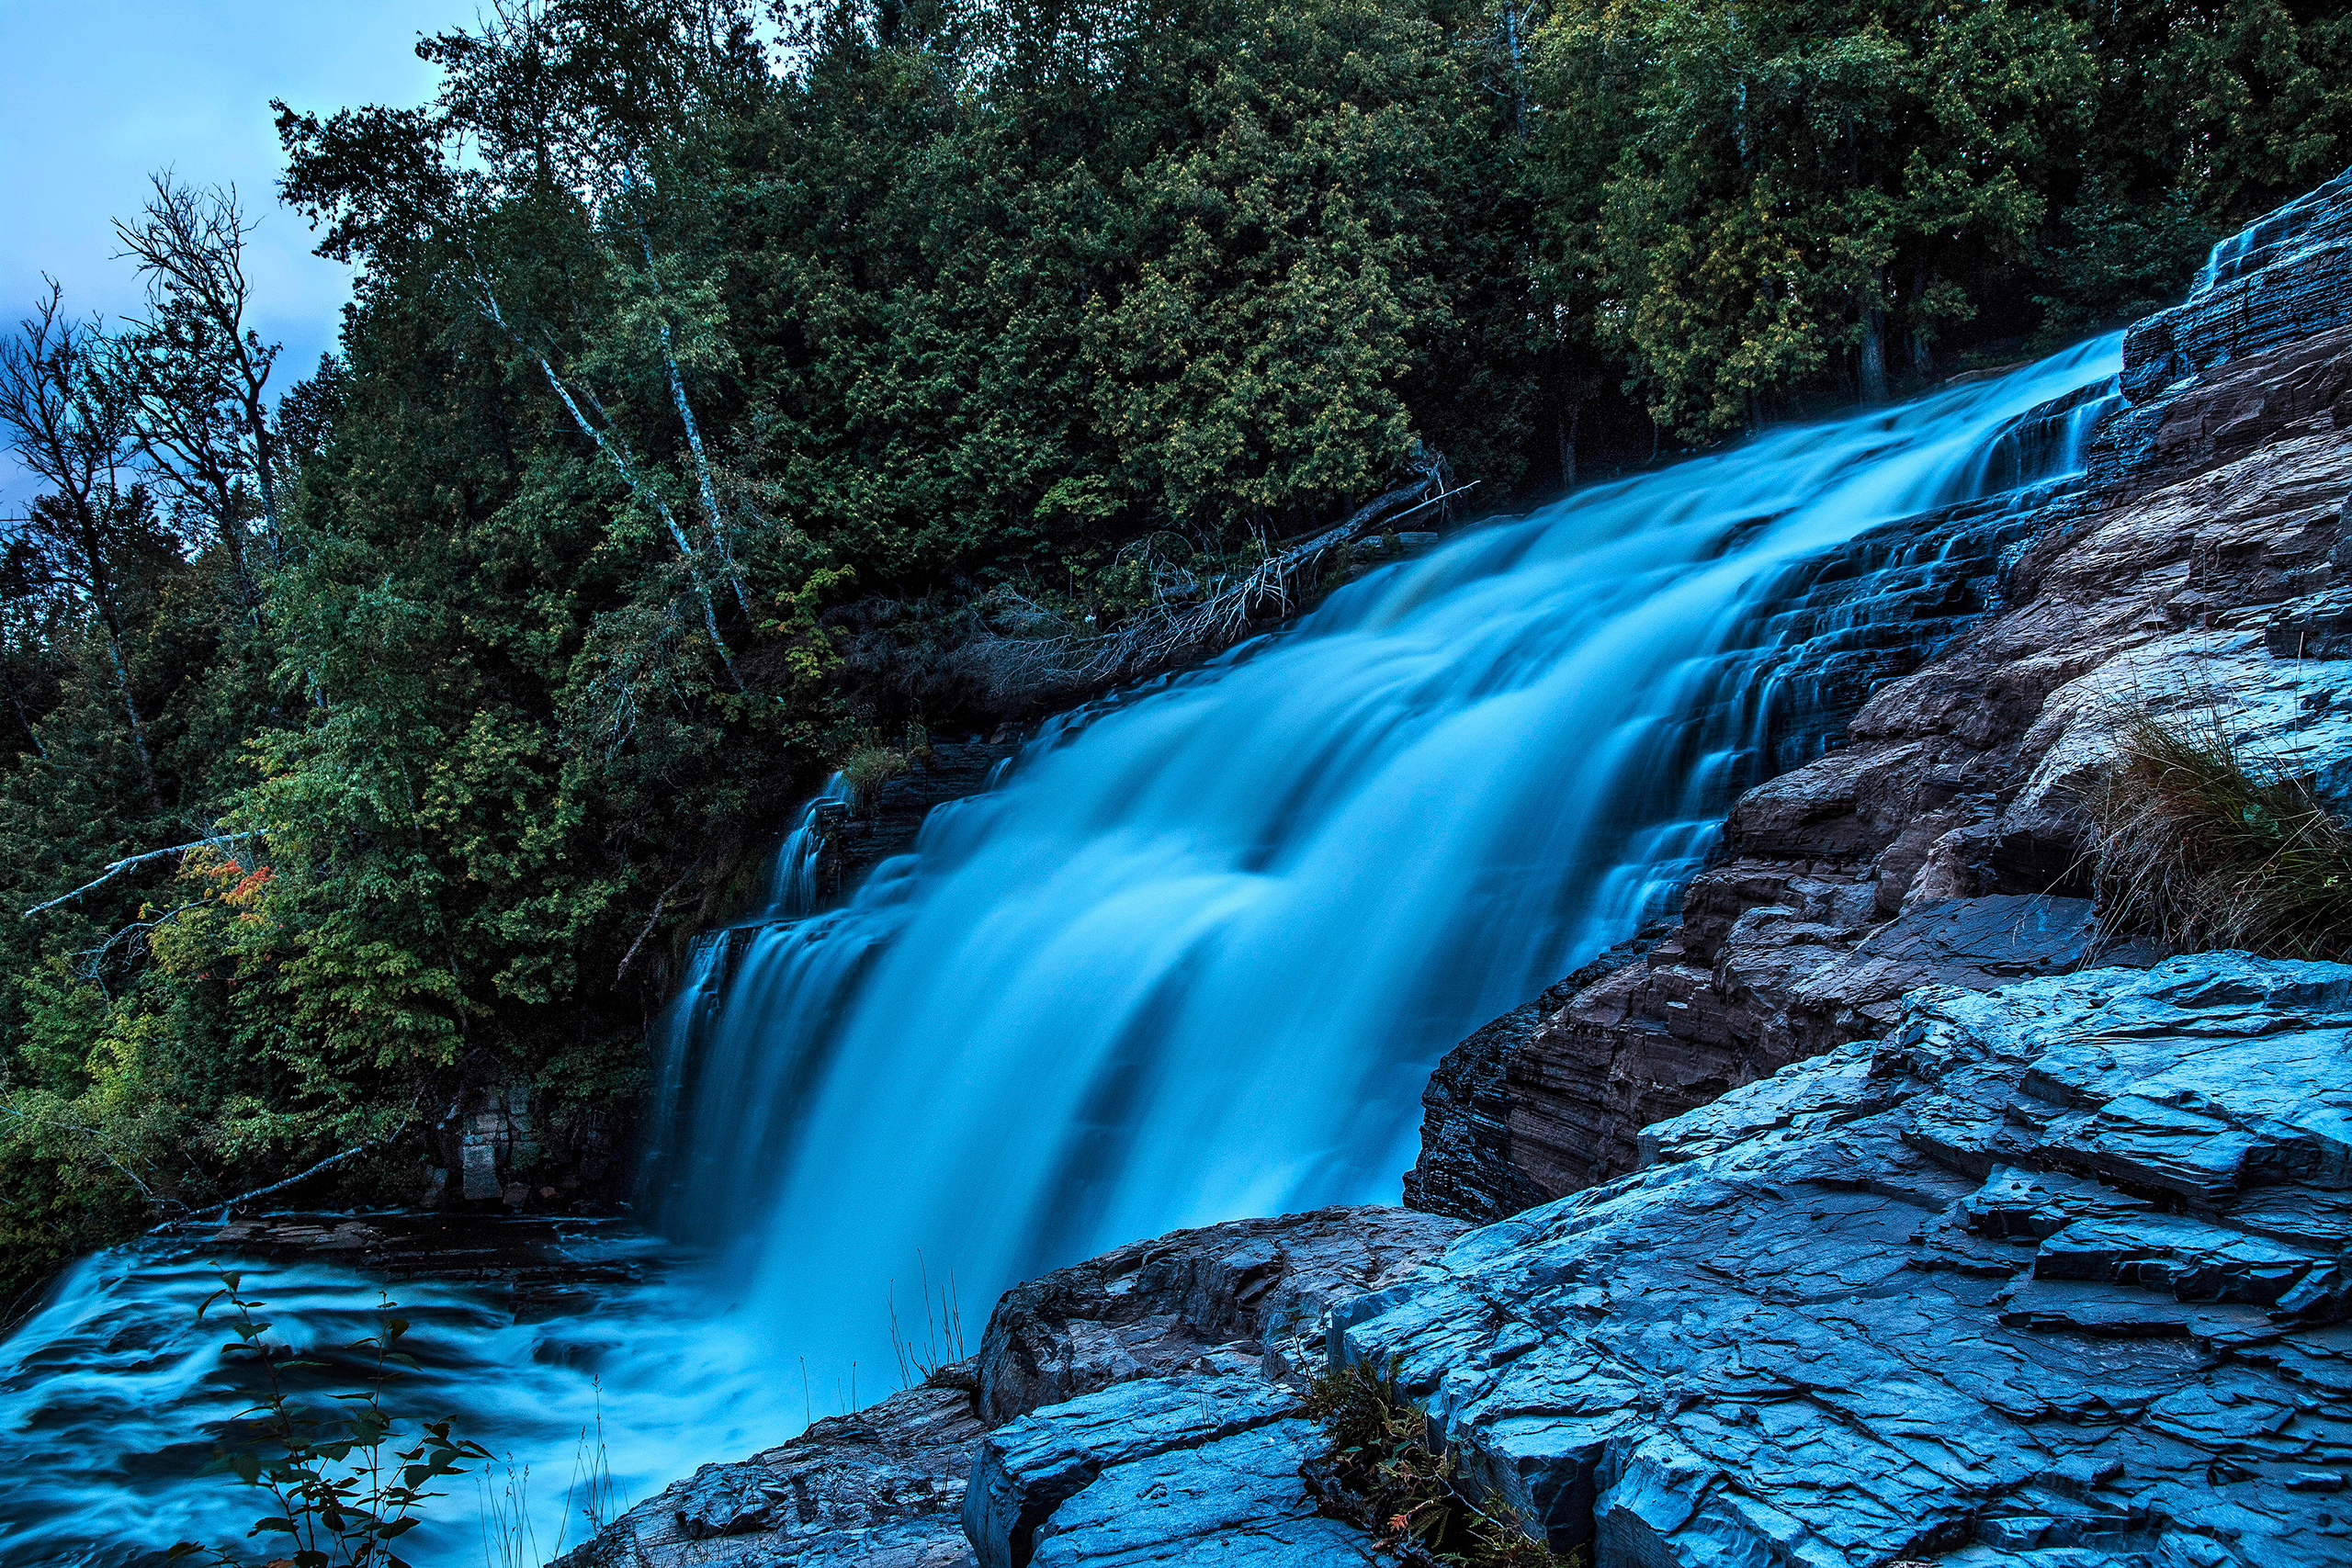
[0, 334, 2121, 1567]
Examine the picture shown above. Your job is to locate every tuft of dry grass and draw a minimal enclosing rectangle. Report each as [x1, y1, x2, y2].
[2086, 707, 2352, 959]
[1305, 1358, 1578, 1567]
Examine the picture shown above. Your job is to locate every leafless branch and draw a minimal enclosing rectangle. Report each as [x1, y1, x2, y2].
[22, 831, 258, 917]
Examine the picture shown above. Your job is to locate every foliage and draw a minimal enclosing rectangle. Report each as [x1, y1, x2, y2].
[1306, 1357, 1578, 1566]
[166, 1273, 490, 1568]
[2087, 707, 2352, 960]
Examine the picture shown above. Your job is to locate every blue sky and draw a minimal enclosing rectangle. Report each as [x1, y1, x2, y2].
[0, 1, 474, 503]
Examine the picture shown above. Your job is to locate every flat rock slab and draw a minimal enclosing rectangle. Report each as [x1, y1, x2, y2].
[963, 1375, 1304, 1568]
[1030, 1417, 1379, 1567]
[1340, 956, 2352, 1568]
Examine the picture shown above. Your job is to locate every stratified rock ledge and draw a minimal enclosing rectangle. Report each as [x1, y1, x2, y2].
[1339, 955, 2352, 1567]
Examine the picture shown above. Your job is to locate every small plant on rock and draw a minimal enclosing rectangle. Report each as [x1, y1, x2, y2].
[1305, 1358, 1578, 1568]
[2087, 706, 2352, 959]
[167, 1272, 489, 1568]
[843, 745, 910, 813]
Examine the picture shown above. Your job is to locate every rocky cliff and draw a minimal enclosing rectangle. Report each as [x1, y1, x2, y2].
[1406, 166, 2352, 1224]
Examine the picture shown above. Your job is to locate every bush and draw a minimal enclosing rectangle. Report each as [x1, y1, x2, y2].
[2087, 708, 2352, 959]
[1305, 1358, 1577, 1568]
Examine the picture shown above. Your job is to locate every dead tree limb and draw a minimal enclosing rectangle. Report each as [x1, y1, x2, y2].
[22, 832, 259, 916]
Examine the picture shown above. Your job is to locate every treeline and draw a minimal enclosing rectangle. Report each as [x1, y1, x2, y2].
[1, 0, 2344, 1304]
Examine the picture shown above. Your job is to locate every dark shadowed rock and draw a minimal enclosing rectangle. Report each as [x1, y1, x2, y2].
[1403, 930, 1668, 1224]
[2121, 165, 2352, 404]
[974, 1205, 1464, 1421]
[1343, 956, 2352, 1567]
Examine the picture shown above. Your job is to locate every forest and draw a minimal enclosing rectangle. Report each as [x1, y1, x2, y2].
[1, 0, 2344, 1309]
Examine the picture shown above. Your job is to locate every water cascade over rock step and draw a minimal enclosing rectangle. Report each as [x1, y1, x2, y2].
[1408, 164, 2352, 1228]
[644, 335, 2133, 1427]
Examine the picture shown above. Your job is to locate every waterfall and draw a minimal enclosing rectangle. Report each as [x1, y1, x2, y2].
[0, 336, 2127, 1568]
[650, 333, 2126, 1387]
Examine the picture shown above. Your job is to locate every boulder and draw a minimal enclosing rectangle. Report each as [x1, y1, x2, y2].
[1342, 957, 2352, 1567]
[974, 1204, 1464, 1420]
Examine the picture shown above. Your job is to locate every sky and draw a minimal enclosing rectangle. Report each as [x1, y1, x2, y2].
[0, 0, 476, 506]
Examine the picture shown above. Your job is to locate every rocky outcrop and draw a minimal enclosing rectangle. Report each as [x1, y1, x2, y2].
[976, 1205, 1464, 1421]
[552, 1206, 1458, 1568]
[1342, 956, 2352, 1566]
[1408, 166, 2352, 1224]
[962, 1375, 1375, 1568]
[2120, 164, 2352, 404]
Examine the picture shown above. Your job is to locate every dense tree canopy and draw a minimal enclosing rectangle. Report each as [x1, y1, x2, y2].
[1, 0, 2344, 1307]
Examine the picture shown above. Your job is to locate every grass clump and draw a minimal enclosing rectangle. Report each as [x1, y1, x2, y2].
[1305, 1358, 1578, 1568]
[2088, 707, 2352, 959]
[842, 745, 910, 814]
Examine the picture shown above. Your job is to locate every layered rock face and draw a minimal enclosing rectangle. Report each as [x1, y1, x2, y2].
[551, 1206, 1460, 1568]
[1341, 956, 2352, 1566]
[1408, 167, 2352, 1221]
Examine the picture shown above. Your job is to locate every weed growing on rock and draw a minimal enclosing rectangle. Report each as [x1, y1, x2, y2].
[2088, 708, 2352, 958]
[844, 745, 911, 813]
[1305, 1358, 1578, 1568]
[166, 1272, 488, 1568]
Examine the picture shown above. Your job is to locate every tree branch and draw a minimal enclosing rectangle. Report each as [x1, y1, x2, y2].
[22, 832, 257, 917]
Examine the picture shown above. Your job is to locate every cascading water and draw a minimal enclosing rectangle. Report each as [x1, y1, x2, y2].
[651, 333, 2126, 1382]
[0, 334, 2122, 1567]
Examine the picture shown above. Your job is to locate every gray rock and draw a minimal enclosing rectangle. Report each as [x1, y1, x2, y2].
[961, 1376, 1302, 1568]
[1030, 1419, 1378, 1567]
[975, 1205, 1463, 1421]
[1340, 957, 2352, 1568]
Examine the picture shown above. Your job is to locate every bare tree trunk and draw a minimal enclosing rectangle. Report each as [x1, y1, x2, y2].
[1859, 268, 1890, 405]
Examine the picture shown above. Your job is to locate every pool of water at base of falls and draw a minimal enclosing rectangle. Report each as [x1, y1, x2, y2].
[0, 332, 2124, 1567]
[0, 1216, 788, 1568]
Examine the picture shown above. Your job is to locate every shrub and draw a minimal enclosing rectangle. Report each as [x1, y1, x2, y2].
[1305, 1358, 1577, 1568]
[168, 1273, 488, 1568]
[2087, 707, 2352, 958]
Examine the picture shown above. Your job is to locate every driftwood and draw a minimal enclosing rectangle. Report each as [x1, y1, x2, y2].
[964, 460, 1476, 706]
[141, 1143, 383, 1235]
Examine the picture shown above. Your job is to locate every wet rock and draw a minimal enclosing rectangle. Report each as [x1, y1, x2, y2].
[550, 1372, 989, 1568]
[553, 1207, 1457, 1567]
[2121, 165, 2352, 404]
[1344, 957, 2352, 1567]
[1404, 929, 1668, 1224]
[817, 742, 1018, 902]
